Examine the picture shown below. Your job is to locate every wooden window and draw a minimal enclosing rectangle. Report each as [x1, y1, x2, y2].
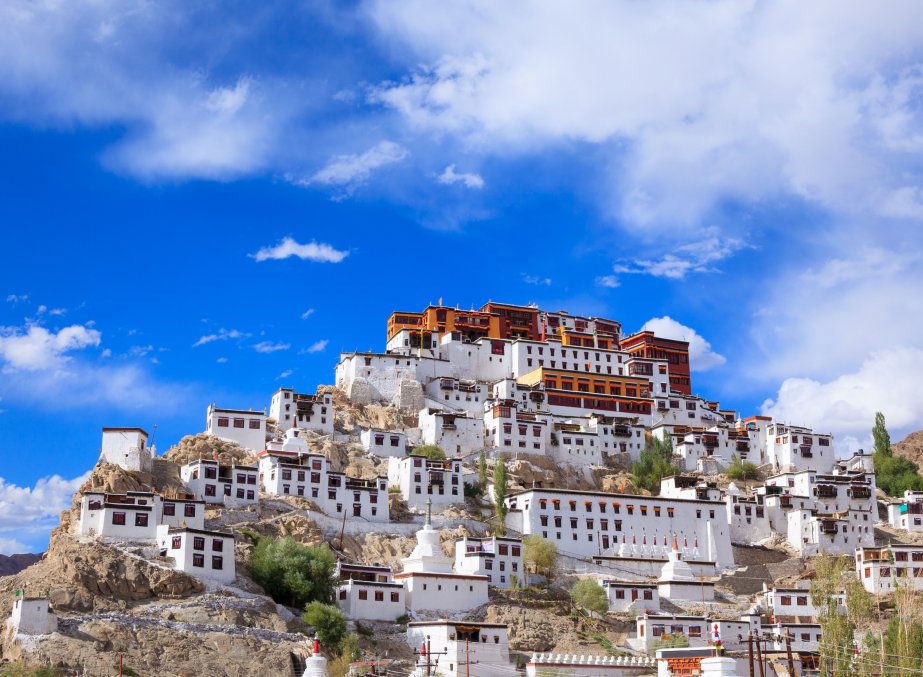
[171, 536, 181, 549]
[112, 512, 126, 526]
[193, 554, 204, 567]
[184, 504, 196, 517]
[217, 417, 229, 427]
[212, 539, 223, 552]
[233, 418, 245, 428]
[163, 502, 176, 516]
[135, 513, 148, 527]
[193, 537, 205, 551]
[212, 556, 223, 570]
[248, 419, 260, 429]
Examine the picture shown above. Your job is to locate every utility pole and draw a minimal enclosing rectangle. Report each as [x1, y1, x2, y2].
[754, 634, 766, 677]
[748, 632, 755, 677]
[784, 631, 796, 677]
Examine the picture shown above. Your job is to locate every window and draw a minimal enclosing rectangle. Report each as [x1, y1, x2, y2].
[358, 590, 368, 600]
[171, 536, 181, 549]
[212, 539, 223, 552]
[212, 556, 223, 569]
[193, 537, 205, 551]
[205, 484, 216, 497]
[233, 418, 245, 428]
[391, 592, 400, 602]
[193, 554, 205, 567]
[249, 419, 261, 429]
[185, 504, 197, 517]
[615, 589, 625, 599]
[216, 417, 229, 427]
[163, 502, 176, 516]
[135, 513, 148, 527]
[374, 590, 384, 601]
[112, 512, 126, 525]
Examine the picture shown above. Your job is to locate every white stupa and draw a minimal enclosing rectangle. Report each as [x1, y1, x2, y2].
[657, 535, 714, 602]
[302, 635, 329, 677]
[394, 499, 489, 613]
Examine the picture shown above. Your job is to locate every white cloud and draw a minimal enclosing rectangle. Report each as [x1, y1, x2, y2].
[368, 1, 923, 230]
[0, 472, 90, 554]
[522, 274, 552, 286]
[251, 237, 349, 263]
[216, 357, 228, 364]
[300, 308, 315, 320]
[0, 323, 101, 371]
[437, 164, 484, 189]
[641, 316, 726, 372]
[760, 347, 923, 453]
[304, 141, 408, 189]
[279, 369, 293, 379]
[128, 344, 154, 358]
[253, 341, 290, 354]
[192, 328, 248, 347]
[611, 231, 746, 280]
[595, 275, 620, 288]
[6, 294, 28, 304]
[301, 339, 329, 354]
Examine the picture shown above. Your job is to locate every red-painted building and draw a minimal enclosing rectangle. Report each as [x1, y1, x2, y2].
[619, 331, 692, 395]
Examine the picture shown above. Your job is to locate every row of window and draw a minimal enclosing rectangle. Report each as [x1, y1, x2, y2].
[163, 503, 198, 518]
[112, 512, 148, 527]
[612, 588, 654, 600]
[204, 484, 256, 500]
[341, 588, 401, 602]
[215, 418, 262, 429]
[535, 499, 713, 519]
[194, 467, 258, 484]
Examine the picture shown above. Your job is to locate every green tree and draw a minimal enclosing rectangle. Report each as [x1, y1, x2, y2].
[570, 578, 608, 615]
[478, 448, 488, 488]
[327, 634, 361, 677]
[872, 412, 923, 496]
[523, 534, 558, 582]
[249, 537, 338, 608]
[631, 438, 678, 494]
[725, 455, 760, 481]
[303, 602, 348, 655]
[811, 554, 874, 677]
[661, 432, 674, 457]
[493, 455, 509, 529]
[414, 444, 446, 460]
[873, 411, 892, 457]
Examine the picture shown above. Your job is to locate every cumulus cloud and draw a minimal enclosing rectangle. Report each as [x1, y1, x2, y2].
[595, 275, 620, 288]
[368, 1, 923, 230]
[5, 294, 28, 304]
[0, 472, 91, 554]
[437, 164, 484, 189]
[192, 328, 248, 347]
[300, 308, 315, 320]
[251, 238, 349, 263]
[253, 341, 290, 354]
[0, 323, 101, 371]
[301, 339, 329, 354]
[303, 141, 408, 190]
[760, 347, 923, 453]
[641, 316, 726, 372]
[278, 369, 293, 379]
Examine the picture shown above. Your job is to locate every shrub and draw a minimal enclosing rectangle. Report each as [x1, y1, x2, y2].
[523, 535, 558, 581]
[570, 578, 608, 615]
[464, 482, 484, 499]
[304, 602, 348, 655]
[725, 455, 759, 481]
[414, 444, 446, 460]
[631, 438, 679, 494]
[249, 536, 338, 608]
[873, 412, 923, 496]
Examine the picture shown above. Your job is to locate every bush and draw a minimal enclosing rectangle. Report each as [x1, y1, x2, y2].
[570, 578, 608, 615]
[304, 602, 348, 655]
[523, 535, 558, 581]
[725, 455, 759, 481]
[414, 444, 446, 460]
[249, 536, 338, 608]
[464, 482, 484, 499]
[631, 438, 679, 494]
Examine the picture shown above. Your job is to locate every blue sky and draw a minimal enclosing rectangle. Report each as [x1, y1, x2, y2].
[2, 1, 923, 554]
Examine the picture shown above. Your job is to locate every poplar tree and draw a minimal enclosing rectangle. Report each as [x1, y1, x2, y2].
[493, 456, 508, 531]
[873, 411, 892, 457]
[478, 448, 488, 488]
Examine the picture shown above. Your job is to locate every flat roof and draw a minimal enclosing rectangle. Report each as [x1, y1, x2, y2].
[102, 427, 149, 435]
[509, 487, 726, 506]
[165, 526, 235, 539]
[408, 620, 508, 629]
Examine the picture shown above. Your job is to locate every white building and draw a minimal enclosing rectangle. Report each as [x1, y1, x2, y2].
[764, 422, 835, 473]
[407, 620, 511, 677]
[180, 459, 259, 505]
[887, 491, 923, 533]
[483, 400, 551, 457]
[156, 525, 235, 584]
[394, 501, 488, 614]
[453, 536, 523, 588]
[425, 377, 490, 416]
[757, 583, 842, 620]
[269, 388, 334, 435]
[634, 614, 709, 650]
[205, 404, 267, 454]
[418, 408, 484, 456]
[387, 454, 464, 509]
[360, 428, 407, 457]
[335, 563, 405, 622]
[503, 488, 735, 570]
[725, 484, 773, 545]
[79, 491, 206, 540]
[856, 544, 923, 595]
[602, 580, 659, 614]
[100, 427, 152, 473]
[258, 429, 389, 522]
[8, 594, 57, 635]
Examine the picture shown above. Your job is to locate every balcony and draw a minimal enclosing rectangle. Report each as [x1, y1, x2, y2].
[440, 379, 455, 390]
[820, 520, 839, 534]
[799, 446, 813, 458]
[815, 484, 838, 499]
[736, 441, 750, 452]
[612, 425, 632, 437]
[849, 486, 871, 499]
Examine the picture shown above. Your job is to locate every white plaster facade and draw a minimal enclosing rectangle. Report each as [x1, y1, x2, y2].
[9, 596, 57, 635]
[205, 404, 267, 454]
[407, 621, 511, 677]
[887, 490, 923, 533]
[335, 563, 405, 621]
[180, 459, 259, 505]
[360, 428, 407, 457]
[270, 388, 334, 435]
[156, 525, 235, 584]
[387, 454, 464, 509]
[454, 536, 523, 588]
[634, 615, 709, 650]
[418, 408, 483, 456]
[857, 544, 923, 595]
[100, 427, 152, 473]
[78, 491, 159, 541]
[602, 580, 659, 614]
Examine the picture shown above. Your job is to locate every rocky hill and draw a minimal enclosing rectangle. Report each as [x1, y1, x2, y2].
[895, 429, 923, 469]
[0, 554, 42, 578]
